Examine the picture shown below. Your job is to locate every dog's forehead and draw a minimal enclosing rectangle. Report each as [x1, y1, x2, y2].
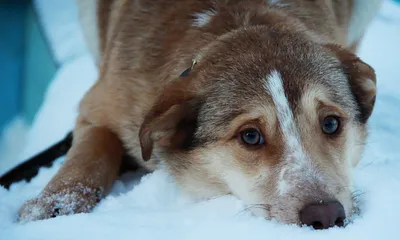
[200, 45, 353, 115]
[195, 30, 358, 135]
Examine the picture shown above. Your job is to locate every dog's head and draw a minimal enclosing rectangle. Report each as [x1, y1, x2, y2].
[139, 26, 376, 229]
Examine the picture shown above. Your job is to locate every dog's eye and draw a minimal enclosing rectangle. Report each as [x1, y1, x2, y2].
[240, 129, 265, 145]
[322, 116, 340, 135]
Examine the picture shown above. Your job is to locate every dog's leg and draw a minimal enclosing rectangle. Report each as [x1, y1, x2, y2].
[19, 117, 123, 222]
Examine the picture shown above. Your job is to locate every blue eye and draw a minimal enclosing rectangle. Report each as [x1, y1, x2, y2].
[322, 116, 340, 135]
[241, 129, 265, 145]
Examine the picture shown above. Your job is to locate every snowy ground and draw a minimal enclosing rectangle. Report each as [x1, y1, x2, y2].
[1, 1, 400, 240]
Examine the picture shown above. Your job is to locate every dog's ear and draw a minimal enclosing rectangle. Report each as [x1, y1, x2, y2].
[139, 81, 201, 161]
[325, 44, 377, 123]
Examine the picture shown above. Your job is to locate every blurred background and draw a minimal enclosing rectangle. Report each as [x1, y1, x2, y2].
[0, 0, 90, 172]
[0, 0, 399, 174]
[1, 0, 54, 129]
[0, 0, 89, 127]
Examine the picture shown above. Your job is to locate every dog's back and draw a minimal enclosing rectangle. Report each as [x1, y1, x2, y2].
[77, 0, 383, 64]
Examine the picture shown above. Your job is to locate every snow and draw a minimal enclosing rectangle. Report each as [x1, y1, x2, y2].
[1, 1, 400, 239]
[0, 118, 28, 176]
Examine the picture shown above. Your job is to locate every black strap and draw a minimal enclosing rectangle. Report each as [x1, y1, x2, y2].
[0, 131, 73, 189]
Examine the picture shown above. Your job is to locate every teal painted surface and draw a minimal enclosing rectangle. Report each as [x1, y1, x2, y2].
[0, 0, 57, 133]
[22, 5, 57, 123]
[0, 1, 27, 130]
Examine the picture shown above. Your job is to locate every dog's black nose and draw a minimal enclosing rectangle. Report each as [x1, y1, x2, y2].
[299, 201, 346, 230]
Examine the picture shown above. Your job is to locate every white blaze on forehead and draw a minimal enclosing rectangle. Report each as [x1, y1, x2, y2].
[264, 71, 305, 159]
[264, 71, 309, 195]
[192, 10, 216, 27]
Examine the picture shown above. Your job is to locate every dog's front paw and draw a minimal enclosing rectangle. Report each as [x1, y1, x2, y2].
[18, 184, 103, 222]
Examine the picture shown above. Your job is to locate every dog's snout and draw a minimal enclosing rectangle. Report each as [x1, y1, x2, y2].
[299, 201, 346, 230]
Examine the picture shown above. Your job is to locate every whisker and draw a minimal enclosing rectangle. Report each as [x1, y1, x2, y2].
[349, 189, 365, 218]
[237, 203, 271, 217]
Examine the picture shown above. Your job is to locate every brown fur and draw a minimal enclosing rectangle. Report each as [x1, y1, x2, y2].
[19, 0, 380, 226]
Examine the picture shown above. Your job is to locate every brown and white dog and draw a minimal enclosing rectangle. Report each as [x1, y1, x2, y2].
[19, 0, 382, 229]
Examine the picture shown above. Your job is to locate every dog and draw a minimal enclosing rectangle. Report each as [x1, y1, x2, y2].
[19, 0, 382, 229]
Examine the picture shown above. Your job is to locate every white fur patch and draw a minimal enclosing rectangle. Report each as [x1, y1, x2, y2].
[192, 10, 216, 27]
[268, 0, 290, 7]
[264, 71, 309, 195]
[265, 71, 305, 160]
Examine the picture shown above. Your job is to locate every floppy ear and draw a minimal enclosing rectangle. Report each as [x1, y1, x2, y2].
[139, 81, 200, 161]
[325, 44, 377, 123]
